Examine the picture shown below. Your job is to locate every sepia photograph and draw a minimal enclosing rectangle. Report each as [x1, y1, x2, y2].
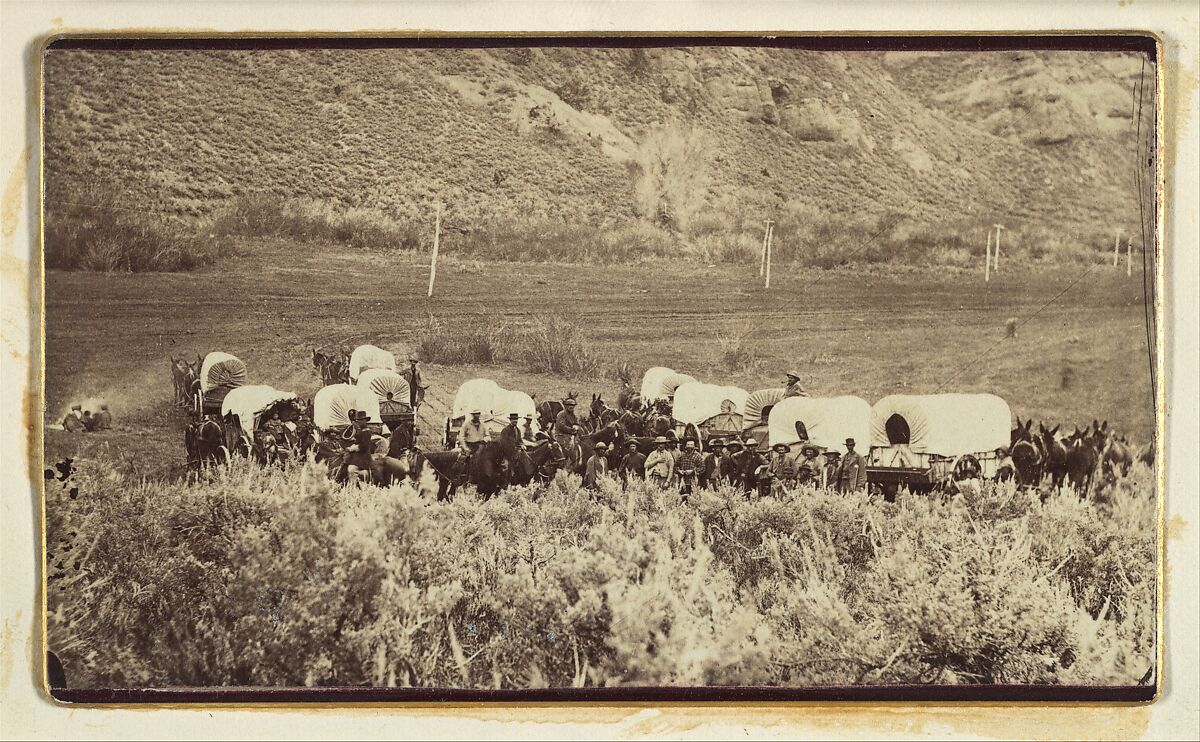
[39, 35, 1161, 702]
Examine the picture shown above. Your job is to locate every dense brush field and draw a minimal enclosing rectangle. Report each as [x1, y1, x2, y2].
[45, 456, 1156, 690]
[42, 45, 1155, 270]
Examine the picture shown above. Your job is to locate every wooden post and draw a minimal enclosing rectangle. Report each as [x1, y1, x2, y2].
[1113, 229, 1121, 267]
[760, 219, 773, 277]
[764, 222, 774, 289]
[426, 204, 442, 298]
[992, 224, 1004, 272]
[1126, 239, 1132, 277]
[985, 229, 992, 282]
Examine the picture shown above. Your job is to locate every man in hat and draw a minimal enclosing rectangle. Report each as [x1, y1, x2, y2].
[722, 439, 744, 488]
[768, 443, 799, 495]
[675, 439, 703, 498]
[584, 441, 609, 489]
[617, 440, 646, 487]
[94, 403, 113, 431]
[553, 398, 581, 465]
[737, 437, 767, 496]
[821, 450, 841, 489]
[796, 444, 822, 485]
[782, 371, 808, 399]
[458, 410, 489, 456]
[63, 404, 85, 433]
[644, 436, 674, 489]
[701, 438, 725, 489]
[834, 438, 868, 493]
[520, 414, 537, 444]
[504, 411, 521, 443]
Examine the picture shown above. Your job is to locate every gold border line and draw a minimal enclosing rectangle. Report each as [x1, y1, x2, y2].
[34, 29, 1169, 709]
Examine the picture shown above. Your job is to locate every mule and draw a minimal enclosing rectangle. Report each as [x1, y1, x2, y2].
[1039, 423, 1069, 489]
[416, 425, 523, 499]
[1064, 425, 1101, 498]
[510, 439, 567, 487]
[1010, 417, 1043, 487]
[185, 417, 227, 469]
[312, 347, 350, 386]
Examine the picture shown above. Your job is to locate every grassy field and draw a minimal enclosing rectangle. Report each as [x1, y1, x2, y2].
[44, 239, 1155, 478]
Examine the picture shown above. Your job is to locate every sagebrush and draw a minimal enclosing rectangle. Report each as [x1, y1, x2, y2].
[46, 457, 1156, 689]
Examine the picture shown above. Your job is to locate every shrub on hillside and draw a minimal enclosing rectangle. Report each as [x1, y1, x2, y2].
[516, 316, 600, 377]
[633, 122, 714, 233]
[209, 196, 424, 251]
[44, 183, 228, 272]
[413, 313, 507, 365]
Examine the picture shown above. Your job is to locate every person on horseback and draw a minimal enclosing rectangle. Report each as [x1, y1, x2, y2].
[553, 398, 581, 464]
[783, 370, 808, 399]
[520, 414, 537, 444]
[458, 410, 488, 455]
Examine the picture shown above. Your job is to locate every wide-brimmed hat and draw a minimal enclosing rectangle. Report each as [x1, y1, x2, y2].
[564, 398, 577, 406]
[684, 439, 697, 448]
[471, 409, 482, 415]
[725, 440, 744, 449]
[823, 450, 841, 458]
[708, 438, 725, 448]
[509, 412, 520, 420]
[654, 436, 668, 444]
[594, 442, 607, 450]
[71, 404, 82, 411]
[786, 370, 801, 379]
[626, 440, 639, 448]
[773, 443, 790, 452]
[801, 444, 820, 456]
[744, 437, 758, 446]
[844, 437, 856, 445]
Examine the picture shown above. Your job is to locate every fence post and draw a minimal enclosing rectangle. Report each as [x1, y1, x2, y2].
[764, 222, 774, 289]
[1113, 229, 1121, 267]
[985, 229, 992, 282]
[992, 224, 1004, 272]
[1127, 239, 1132, 277]
[760, 219, 772, 277]
[427, 204, 442, 298]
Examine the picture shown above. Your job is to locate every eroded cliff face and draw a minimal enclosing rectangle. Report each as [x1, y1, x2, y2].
[43, 44, 1151, 233]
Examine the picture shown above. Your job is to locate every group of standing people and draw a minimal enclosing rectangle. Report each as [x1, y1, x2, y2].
[61, 403, 112, 433]
[585, 433, 868, 499]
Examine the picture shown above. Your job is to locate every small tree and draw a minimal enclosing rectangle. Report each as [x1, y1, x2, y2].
[633, 122, 713, 232]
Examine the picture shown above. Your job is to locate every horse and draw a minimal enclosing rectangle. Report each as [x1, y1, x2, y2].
[1064, 425, 1101, 498]
[617, 408, 646, 436]
[1010, 417, 1043, 488]
[171, 356, 201, 407]
[1094, 421, 1134, 489]
[1038, 423, 1069, 489]
[589, 393, 621, 426]
[185, 417, 227, 469]
[509, 439, 567, 487]
[312, 347, 350, 386]
[563, 421, 627, 473]
[414, 425, 523, 500]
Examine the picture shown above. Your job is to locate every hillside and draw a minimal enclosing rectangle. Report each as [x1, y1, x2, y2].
[42, 44, 1154, 262]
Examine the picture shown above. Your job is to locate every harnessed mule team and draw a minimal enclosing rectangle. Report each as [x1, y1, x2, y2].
[173, 353, 1149, 501]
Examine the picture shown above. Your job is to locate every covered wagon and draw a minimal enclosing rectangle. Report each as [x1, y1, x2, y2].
[868, 393, 1012, 491]
[672, 382, 748, 442]
[195, 351, 248, 417]
[219, 385, 302, 463]
[444, 380, 539, 446]
[767, 395, 872, 456]
[314, 383, 383, 438]
[742, 388, 786, 445]
[357, 368, 417, 442]
[640, 366, 698, 405]
[348, 344, 396, 383]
